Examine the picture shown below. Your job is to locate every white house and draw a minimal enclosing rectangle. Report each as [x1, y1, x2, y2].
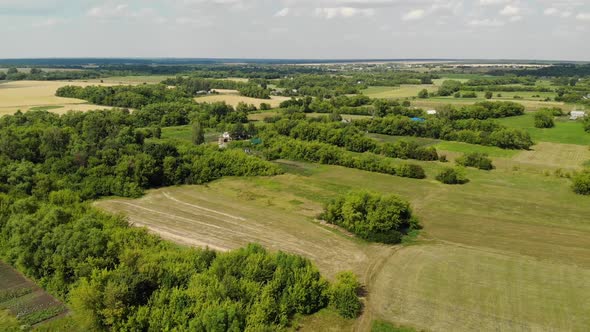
[426, 110, 438, 115]
[570, 111, 587, 120]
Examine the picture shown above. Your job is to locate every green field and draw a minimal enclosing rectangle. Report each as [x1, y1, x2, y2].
[497, 114, 590, 145]
[96, 151, 590, 331]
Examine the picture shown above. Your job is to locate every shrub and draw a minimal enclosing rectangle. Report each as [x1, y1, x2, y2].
[462, 92, 477, 98]
[328, 272, 362, 319]
[396, 163, 426, 179]
[418, 89, 429, 99]
[436, 167, 468, 184]
[455, 152, 494, 170]
[572, 170, 590, 195]
[534, 111, 555, 128]
[485, 91, 493, 99]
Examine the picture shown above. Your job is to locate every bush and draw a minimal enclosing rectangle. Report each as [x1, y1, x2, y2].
[329, 272, 362, 319]
[534, 111, 555, 128]
[320, 191, 420, 244]
[455, 152, 494, 170]
[572, 170, 590, 195]
[436, 167, 468, 184]
[396, 163, 426, 179]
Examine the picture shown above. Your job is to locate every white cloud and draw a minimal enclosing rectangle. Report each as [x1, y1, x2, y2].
[468, 18, 505, 27]
[314, 7, 375, 19]
[500, 5, 520, 16]
[402, 9, 425, 21]
[577, 12, 590, 21]
[544, 8, 558, 16]
[479, 0, 510, 6]
[32, 17, 64, 28]
[275, 8, 290, 17]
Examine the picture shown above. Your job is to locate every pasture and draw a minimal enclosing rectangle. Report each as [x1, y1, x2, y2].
[97, 152, 590, 331]
[195, 89, 289, 108]
[0, 80, 113, 116]
[497, 114, 590, 145]
[0, 262, 67, 327]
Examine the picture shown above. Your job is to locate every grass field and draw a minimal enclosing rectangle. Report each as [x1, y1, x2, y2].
[160, 126, 220, 143]
[412, 97, 566, 112]
[96, 152, 590, 331]
[497, 114, 590, 145]
[0, 80, 114, 116]
[81, 75, 172, 84]
[0, 261, 67, 327]
[195, 90, 289, 108]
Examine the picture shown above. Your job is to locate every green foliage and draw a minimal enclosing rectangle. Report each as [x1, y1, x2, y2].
[438, 80, 462, 96]
[417, 89, 429, 99]
[321, 190, 420, 244]
[485, 91, 493, 99]
[328, 272, 362, 318]
[355, 116, 533, 150]
[534, 111, 555, 128]
[455, 152, 494, 170]
[572, 170, 590, 195]
[436, 167, 468, 185]
[191, 121, 205, 145]
[583, 117, 590, 133]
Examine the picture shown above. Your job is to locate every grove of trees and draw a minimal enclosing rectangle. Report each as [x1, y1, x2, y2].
[320, 190, 421, 244]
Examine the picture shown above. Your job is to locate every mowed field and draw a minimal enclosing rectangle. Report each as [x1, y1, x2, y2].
[195, 89, 290, 108]
[0, 80, 114, 116]
[0, 261, 67, 327]
[97, 144, 590, 331]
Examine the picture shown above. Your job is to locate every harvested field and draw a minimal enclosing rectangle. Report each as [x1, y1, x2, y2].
[96, 184, 393, 279]
[195, 90, 289, 108]
[0, 80, 114, 115]
[372, 244, 590, 332]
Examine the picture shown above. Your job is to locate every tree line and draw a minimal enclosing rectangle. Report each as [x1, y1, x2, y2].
[353, 116, 534, 150]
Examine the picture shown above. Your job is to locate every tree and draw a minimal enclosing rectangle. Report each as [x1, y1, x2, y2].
[329, 272, 362, 318]
[456, 152, 494, 170]
[436, 167, 468, 184]
[438, 80, 462, 96]
[418, 89, 429, 99]
[191, 121, 205, 145]
[534, 110, 554, 128]
[572, 170, 590, 195]
[259, 103, 271, 111]
[320, 190, 420, 244]
[7, 67, 18, 74]
[485, 91, 493, 99]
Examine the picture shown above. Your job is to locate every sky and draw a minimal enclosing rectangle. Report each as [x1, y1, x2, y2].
[0, 0, 589, 60]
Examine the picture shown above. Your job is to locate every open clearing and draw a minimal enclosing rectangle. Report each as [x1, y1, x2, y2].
[498, 114, 590, 145]
[0, 261, 67, 326]
[98, 153, 590, 331]
[0, 80, 114, 115]
[195, 89, 290, 108]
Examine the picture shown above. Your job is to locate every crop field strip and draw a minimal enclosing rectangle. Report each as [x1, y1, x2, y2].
[0, 262, 67, 326]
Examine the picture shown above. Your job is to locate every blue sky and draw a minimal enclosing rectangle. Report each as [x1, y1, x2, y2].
[0, 0, 589, 60]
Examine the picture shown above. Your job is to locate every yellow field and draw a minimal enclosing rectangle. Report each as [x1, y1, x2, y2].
[196, 90, 289, 108]
[0, 81, 114, 116]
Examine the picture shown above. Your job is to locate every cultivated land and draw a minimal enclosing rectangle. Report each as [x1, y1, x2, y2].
[98, 141, 590, 331]
[195, 89, 290, 108]
[0, 262, 67, 327]
[0, 80, 113, 115]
